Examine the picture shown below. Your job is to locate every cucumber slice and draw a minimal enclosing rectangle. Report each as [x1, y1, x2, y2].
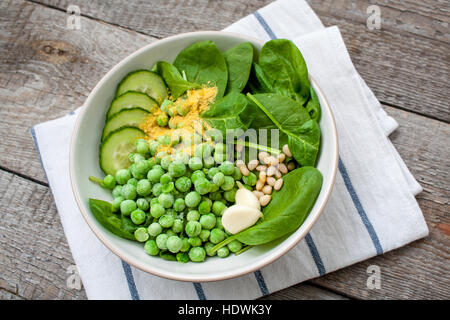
[102, 108, 149, 141]
[100, 127, 146, 175]
[116, 70, 168, 105]
[107, 91, 158, 119]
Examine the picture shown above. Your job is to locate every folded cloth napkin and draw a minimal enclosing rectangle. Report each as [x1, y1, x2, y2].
[31, 0, 428, 299]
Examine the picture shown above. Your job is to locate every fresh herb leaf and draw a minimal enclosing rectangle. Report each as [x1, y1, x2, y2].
[224, 42, 254, 94]
[155, 61, 200, 99]
[305, 86, 321, 122]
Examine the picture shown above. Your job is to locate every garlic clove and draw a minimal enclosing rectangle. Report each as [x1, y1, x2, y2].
[221, 205, 263, 234]
[235, 183, 261, 210]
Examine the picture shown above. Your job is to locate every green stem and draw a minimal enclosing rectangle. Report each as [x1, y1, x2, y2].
[246, 93, 287, 135]
[235, 245, 252, 255]
[89, 176, 104, 186]
[210, 235, 237, 254]
[235, 140, 281, 155]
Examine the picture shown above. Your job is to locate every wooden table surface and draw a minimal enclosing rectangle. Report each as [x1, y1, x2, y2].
[0, 0, 448, 300]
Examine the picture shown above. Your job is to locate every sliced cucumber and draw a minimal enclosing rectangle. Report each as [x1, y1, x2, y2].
[116, 70, 168, 105]
[100, 127, 146, 175]
[102, 108, 149, 141]
[107, 91, 158, 119]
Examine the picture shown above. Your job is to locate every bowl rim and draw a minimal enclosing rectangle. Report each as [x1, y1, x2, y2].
[69, 30, 339, 282]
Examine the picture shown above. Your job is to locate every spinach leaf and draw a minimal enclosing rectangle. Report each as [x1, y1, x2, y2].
[155, 61, 200, 99]
[246, 62, 274, 94]
[223, 42, 254, 94]
[259, 39, 310, 105]
[200, 92, 254, 136]
[89, 199, 136, 241]
[212, 167, 323, 249]
[246, 93, 320, 166]
[173, 40, 228, 99]
[305, 86, 321, 122]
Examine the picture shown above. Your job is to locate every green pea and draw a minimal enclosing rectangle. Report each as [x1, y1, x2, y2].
[115, 169, 131, 185]
[173, 198, 186, 212]
[160, 156, 172, 171]
[198, 200, 211, 214]
[158, 134, 171, 146]
[180, 238, 191, 252]
[190, 170, 205, 183]
[217, 246, 230, 258]
[203, 157, 215, 169]
[194, 178, 211, 195]
[121, 183, 137, 200]
[144, 239, 159, 256]
[232, 167, 242, 180]
[212, 172, 225, 186]
[242, 172, 257, 186]
[102, 175, 116, 189]
[166, 236, 183, 253]
[219, 161, 235, 176]
[216, 217, 224, 230]
[136, 179, 152, 196]
[120, 199, 136, 216]
[130, 209, 146, 225]
[165, 229, 176, 238]
[156, 234, 168, 250]
[209, 191, 222, 201]
[199, 229, 210, 242]
[161, 182, 175, 194]
[214, 143, 226, 154]
[112, 185, 123, 198]
[160, 99, 173, 113]
[147, 167, 165, 183]
[150, 197, 159, 206]
[112, 196, 124, 212]
[185, 191, 201, 208]
[212, 201, 227, 216]
[127, 178, 138, 187]
[221, 176, 235, 191]
[207, 167, 219, 180]
[150, 203, 165, 218]
[136, 140, 150, 155]
[168, 161, 186, 178]
[159, 214, 174, 228]
[158, 193, 174, 208]
[175, 176, 191, 193]
[134, 227, 149, 242]
[210, 228, 226, 244]
[147, 222, 162, 237]
[149, 141, 160, 156]
[214, 152, 227, 164]
[176, 252, 189, 263]
[223, 188, 237, 203]
[156, 113, 169, 127]
[188, 237, 202, 247]
[185, 221, 201, 237]
[176, 101, 190, 116]
[200, 213, 216, 230]
[186, 210, 200, 221]
[172, 219, 183, 233]
[152, 183, 163, 197]
[204, 242, 216, 257]
[227, 240, 243, 253]
[189, 247, 206, 262]
[188, 157, 203, 171]
[155, 151, 166, 164]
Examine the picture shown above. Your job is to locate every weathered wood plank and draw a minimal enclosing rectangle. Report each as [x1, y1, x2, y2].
[260, 283, 349, 300]
[0, 170, 87, 300]
[31, 0, 450, 121]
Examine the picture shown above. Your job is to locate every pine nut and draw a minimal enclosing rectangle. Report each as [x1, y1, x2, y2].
[278, 163, 288, 174]
[259, 195, 271, 207]
[256, 180, 264, 191]
[262, 185, 272, 195]
[258, 152, 270, 163]
[268, 156, 278, 166]
[277, 153, 286, 163]
[236, 143, 244, 152]
[266, 166, 276, 177]
[253, 190, 264, 199]
[267, 177, 276, 186]
[258, 171, 267, 184]
[256, 165, 267, 172]
[282, 144, 292, 157]
[239, 165, 250, 176]
[247, 159, 259, 171]
[275, 169, 282, 178]
[235, 159, 245, 167]
[287, 161, 296, 171]
[274, 178, 284, 191]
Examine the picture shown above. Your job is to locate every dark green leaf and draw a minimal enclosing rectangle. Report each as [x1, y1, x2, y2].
[155, 61, 200, 99]
[224, 42, 254, 94]
[173, 40, 228, 99]
[305, 86, 321, 122]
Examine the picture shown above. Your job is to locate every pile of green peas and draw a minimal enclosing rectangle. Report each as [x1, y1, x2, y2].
[96, 137, 258, 263]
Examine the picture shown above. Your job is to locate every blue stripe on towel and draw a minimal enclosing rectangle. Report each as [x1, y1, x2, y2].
[193, 283, 207, 300]
[30, 127, 50, 182]
[253, 9, 327, 277]
[254, 270, 269, 296]
[338, 157, 383, 254]
[121, 260, 140, 300]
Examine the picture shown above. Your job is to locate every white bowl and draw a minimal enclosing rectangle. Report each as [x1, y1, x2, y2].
[70, 31, 338, 282]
